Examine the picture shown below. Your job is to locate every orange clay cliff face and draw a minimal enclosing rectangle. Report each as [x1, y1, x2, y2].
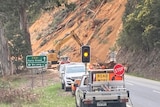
[29, 0, 127, 63]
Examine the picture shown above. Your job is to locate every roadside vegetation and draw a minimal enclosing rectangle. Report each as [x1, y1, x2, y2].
[0, 74, 75, 107]
[33, 83, 75, 107]
[117, 0, 160, 81]
[118, 0, 160, 52]
[0, 0, 76, 73]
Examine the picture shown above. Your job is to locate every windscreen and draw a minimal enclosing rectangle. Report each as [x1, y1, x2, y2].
[61, 57, 69, 61]
[66, 65, 85, 73]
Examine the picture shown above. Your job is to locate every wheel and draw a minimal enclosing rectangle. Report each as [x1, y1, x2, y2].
[64, 84, 68, 91]
[61, 83, 64, 89]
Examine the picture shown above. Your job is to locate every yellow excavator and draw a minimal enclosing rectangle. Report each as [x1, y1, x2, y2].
[55, 30, 83, 55]
[47, 31, 83, 65]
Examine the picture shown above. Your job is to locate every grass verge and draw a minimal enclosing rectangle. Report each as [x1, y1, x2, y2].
[0, 82, 75, 107]
[25, 83, 75, 107]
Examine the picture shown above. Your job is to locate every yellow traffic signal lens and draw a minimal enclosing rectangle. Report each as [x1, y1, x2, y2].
[84, 52, 88, 57]
[82, 46, 90, 62]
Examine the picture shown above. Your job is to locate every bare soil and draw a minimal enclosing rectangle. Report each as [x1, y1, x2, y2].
[29, 0, 127, 63]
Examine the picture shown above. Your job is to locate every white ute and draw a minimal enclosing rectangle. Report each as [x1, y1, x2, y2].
[75, 69, 129, 107]
[59, 62, 86, 91]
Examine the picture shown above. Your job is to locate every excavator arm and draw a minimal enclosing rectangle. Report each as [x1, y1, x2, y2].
[54, 31, 83, 56]
[55, 34, 72, 55]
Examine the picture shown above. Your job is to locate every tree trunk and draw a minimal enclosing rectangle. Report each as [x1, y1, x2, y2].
[19, 0, 32, 55]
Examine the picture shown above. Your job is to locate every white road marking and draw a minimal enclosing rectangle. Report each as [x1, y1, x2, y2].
[126, 82, 134, 86]
[153, 90, 160, 94]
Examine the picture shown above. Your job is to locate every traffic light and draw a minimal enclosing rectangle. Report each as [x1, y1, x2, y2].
[81, 45, 90, 63]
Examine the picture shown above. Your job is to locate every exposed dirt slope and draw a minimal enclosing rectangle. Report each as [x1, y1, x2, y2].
[29, 0, 127, 63]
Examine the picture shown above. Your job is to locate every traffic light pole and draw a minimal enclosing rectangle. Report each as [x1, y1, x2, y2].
[85, 63, 87, 74]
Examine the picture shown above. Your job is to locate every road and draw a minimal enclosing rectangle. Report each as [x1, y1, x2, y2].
[125, 75, 160, 107]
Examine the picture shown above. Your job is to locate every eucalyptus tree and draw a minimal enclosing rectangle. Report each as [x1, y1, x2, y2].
[0, 0, 65, 70]
[0, 0, 36, 70]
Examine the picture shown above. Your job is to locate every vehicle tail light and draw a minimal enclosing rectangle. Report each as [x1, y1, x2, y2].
[83, 99, 93, 104]
[120, 99, 128, 103]
[61, 62, 65, 64]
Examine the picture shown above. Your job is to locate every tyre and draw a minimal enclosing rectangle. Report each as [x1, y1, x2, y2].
[64, 84, 68, 91]
[61, 83, 64, 89]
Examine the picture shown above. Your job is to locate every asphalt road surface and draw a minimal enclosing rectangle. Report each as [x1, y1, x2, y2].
[125, 75, 160, 107]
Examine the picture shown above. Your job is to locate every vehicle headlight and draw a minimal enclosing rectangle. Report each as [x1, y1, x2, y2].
[66, 77, 74, 82]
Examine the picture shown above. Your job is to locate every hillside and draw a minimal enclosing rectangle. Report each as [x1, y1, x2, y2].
[29, 0, 127, 63]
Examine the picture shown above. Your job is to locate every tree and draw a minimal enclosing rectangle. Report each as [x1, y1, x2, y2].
[0, 0, 71, 71]
[118, 0, 160, 51]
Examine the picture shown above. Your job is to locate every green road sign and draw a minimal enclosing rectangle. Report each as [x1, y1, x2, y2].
[26, 55, 48, 68]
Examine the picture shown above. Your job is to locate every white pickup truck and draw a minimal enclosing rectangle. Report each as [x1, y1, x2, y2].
[75, 69, 129, 107]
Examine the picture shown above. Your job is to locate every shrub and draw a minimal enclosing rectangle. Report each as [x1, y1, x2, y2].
[40, 39, 48, 47]
[36, 34, 42, 40]
[65, 3, 76, 11]
[93, 19, 102, 27]
[88, 0, 101, 9]
[105, 26, 113, 36]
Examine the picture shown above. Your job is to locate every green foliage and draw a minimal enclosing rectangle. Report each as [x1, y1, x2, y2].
[118, 0, 160, 51]
[26, 83, 75, 107]
[142, 25, 160, 49]
[0, 0, 68, 70]
[0, 80, 11, 89]
[93, 19, 103, 27]
[99, 39, 108, 44]
[9, 33, 29, 70]
[28, 0, 70, 25]
[36, 34, 42, 40]
[65, 2, 76, 11]
[88, 0, 111, 9]
[40, 39, 48, 47]
[88, 0, 102, 9]
[105, 26, 113, 36]
[27, 2, 42, 25]
[109, 44, 117, 52]
[36, 84, 75, 107]
[50, 8, 72, 31]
